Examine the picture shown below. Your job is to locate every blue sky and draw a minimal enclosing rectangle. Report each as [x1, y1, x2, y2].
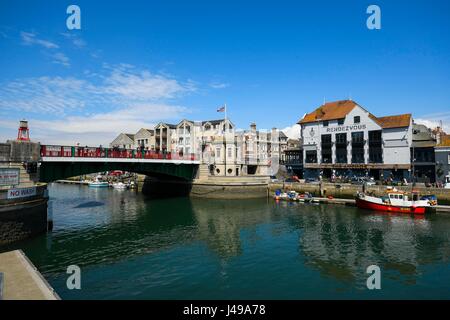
[1, 0, 449, 144]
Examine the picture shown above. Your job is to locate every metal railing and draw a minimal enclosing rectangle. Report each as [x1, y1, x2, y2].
[40, 145, 197, 161]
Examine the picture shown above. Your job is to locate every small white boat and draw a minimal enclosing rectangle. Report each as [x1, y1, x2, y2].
[88, 175, 109, 188]
[112, 182, 128, 190]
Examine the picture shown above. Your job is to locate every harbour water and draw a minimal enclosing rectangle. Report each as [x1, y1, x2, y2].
[1, 183, 450, 299]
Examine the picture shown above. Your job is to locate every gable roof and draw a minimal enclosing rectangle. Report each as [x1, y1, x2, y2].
[110, 132, 134, 145]
[298, 100, 357, 124]
[298, 99, 411, 129]
[135, 128, 153, 134]
[156, 122, 177, 129]
[376, 114, 411, 129]
[202, 119, 224, 126]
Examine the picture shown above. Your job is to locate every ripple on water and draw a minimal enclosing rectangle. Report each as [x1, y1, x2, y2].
[9, 184, 450, 299]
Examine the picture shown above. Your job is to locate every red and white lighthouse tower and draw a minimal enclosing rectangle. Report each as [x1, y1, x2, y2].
[17, 120, 30, 141]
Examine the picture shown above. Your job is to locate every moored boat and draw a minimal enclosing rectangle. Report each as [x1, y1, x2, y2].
[112, 182, 128, 190]
[88, 175, 109, 188]
[355, 187, 436, 214]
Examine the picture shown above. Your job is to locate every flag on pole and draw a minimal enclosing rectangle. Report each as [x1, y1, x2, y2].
[217, 105, 225, 112]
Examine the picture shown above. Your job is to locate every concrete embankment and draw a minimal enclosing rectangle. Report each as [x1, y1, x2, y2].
[139, 175, 269, 199]
[0, 250, 59, 300]
[191, 176, 269, 199]
[269, 182, 450, 205]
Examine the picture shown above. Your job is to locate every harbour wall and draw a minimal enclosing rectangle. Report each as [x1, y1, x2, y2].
[139, 175, 269, 199]
[269, 182, 450, 205]
[0, 185, 49, 246]
[190, 182, 268, 199]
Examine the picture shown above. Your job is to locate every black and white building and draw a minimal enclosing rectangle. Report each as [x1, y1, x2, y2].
[298, 100, 414, 181]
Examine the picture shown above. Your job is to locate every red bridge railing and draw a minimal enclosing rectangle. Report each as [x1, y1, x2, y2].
[40, 145, 197, 161]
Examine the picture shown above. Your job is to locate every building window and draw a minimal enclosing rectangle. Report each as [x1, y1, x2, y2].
[323, 120, 329, 127]
[216, 147, 221, 158]
[321, 134, 332, 163]
[335, 133, 347, 145]
[351, 132, 364, 163]
[335, 133, 347, 163]
[354, 116, 360, 124]
[369, 130, 383, 163]
[305, 150, 317, 163]
[338, 118, 345, 125]
[228, 148, 232, 158]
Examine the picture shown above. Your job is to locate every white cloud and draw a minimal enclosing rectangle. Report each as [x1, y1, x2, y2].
[104, 66, 195, 100]
[0, 104, 188, 146]
[209, 82, 230, 89]
[0, 65, 195, 115]
[414, 118, 450, 133]
[60, 32, 86, 48]
[0, 76, 88, 114]
[282, 124, 301, 139]
[20, 31, 59, 49]
[51, 52, 70, 67]
[0, 65, 196, 145]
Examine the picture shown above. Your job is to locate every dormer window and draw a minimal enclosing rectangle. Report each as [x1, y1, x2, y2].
[338, 118, 344, 125]
[323, 120, 329, 127]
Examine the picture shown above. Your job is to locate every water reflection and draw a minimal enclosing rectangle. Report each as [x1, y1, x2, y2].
[191, 198, 273, 258]
[2, 184, 450, 299]
[282, 202, 450, 286]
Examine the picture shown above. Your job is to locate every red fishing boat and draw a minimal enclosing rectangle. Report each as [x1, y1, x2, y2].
[355, 187, 435, 215]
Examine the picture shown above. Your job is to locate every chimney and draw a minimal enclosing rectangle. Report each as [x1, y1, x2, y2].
[250, 122, 257, 132]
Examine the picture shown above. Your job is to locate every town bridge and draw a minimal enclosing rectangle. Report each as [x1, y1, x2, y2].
[38, 145, 200, 182]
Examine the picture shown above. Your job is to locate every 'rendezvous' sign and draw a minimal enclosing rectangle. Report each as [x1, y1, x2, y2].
[326, 124, 367, 133]
[7, 187, 36, 199]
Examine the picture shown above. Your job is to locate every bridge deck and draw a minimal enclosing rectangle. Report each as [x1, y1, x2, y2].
[41, 156, 200, 165]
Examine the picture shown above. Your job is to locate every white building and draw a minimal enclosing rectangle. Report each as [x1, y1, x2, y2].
[110, 118, 282, 177]
[298, 100, 413, 180]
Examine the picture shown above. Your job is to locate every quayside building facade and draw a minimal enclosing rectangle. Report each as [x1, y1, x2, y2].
[110, 119, 282, 177]
[298, 100, 414, 181]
